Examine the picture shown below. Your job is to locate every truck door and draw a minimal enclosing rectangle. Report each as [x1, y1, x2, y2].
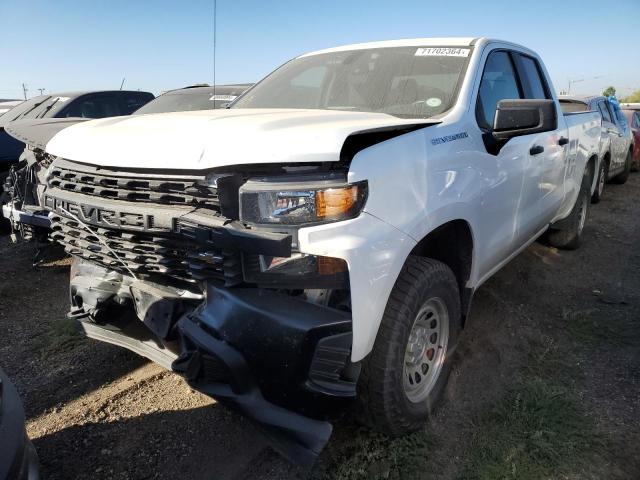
[511, 53, 567, 229]
[474, 50, 548, 273]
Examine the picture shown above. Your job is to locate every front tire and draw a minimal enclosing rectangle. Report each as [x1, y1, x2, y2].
[357, 257, 461, 436]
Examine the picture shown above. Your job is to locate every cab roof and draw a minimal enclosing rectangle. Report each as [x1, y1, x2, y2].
[301, 37, 479, 57]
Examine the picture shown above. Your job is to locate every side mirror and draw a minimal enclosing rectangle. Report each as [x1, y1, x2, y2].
[492, 99, 557, 141]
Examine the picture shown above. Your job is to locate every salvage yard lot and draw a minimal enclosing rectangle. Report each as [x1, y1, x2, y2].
[1, 175, 639, 480]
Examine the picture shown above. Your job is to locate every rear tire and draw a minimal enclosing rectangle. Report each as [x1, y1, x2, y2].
[612, 151, 631, 184]
[547, 168, 590, 250]
[591, 159, 606, 204]
[357, 257, 461, 436]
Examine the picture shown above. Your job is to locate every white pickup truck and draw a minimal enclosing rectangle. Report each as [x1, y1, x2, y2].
[39, 38, 600, 464]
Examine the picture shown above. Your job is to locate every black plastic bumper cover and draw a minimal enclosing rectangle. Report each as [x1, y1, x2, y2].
[172, 286, 353, 467]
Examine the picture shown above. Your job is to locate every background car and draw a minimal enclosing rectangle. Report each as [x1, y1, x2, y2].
[0, 90, 154, 229]
[559, 95, 633, 201]
[1, 90, 154, 177]
[0, 368, 40, 480]
[134, 84, 252, 114]
[621, 104, 640, 171]
[0, 90, 155, 232]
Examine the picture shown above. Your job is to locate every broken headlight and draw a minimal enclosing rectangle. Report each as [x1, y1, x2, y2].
[239, 176, 367, 226]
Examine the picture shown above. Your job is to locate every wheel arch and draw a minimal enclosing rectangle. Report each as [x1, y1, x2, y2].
[408, 219, 475, 325]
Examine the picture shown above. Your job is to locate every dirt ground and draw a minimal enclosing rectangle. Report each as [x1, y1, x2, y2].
[1, 173, 639, 480]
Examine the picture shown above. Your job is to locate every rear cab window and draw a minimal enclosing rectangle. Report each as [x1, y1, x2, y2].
[475, 49, 552, 131]
[513, 54, 550, 100]
[559, 100, 589, 114]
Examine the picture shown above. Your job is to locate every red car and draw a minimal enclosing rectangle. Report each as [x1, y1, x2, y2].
[621, 104, 640, 171]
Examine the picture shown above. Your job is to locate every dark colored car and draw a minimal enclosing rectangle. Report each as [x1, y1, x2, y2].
[134, 84, 252, 115]
[621, 104, 640, 171]
[0, 90, 154, 179]
[0, 90, 154, 232]
[0, 368, 39, 480]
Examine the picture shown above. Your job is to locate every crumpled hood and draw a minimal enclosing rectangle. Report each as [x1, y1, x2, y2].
[5, 118, 89, 150]
[45, 109, 432, 170]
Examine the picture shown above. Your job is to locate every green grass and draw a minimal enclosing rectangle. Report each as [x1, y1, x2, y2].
[457, 377, 595, 480]
[316, 427, 435, 480]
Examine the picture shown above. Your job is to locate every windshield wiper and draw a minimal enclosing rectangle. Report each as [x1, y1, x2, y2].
[36, 97, 60, 119]
[10, 97, 50, 121]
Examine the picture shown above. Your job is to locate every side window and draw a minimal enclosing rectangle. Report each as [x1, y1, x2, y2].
[635, 112, 640, 128]
[597, 101, 612, 123]
[63, 95, 122, 118]
[514, 54, 548, 99]
[476, 51, 522, 129]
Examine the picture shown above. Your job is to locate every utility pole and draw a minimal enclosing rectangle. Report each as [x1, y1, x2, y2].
[213, 0, 217, 107]
[37, 88, 45, 95]
[22, 83, 28, 100]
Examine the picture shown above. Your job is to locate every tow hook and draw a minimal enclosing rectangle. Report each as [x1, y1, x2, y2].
[67, 307, 91, 320]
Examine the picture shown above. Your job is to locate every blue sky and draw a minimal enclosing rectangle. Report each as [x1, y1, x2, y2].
[1, 0, 638, 99]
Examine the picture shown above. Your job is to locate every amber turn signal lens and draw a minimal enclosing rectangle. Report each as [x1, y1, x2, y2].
[316, 186, 359, 219]
[317, 256, 348, 275]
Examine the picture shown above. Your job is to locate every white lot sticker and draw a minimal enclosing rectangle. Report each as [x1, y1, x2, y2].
[426, 97, 442, 107]
[415, 47, 470, 57]
[209, 94, 237, 101]
[54, 96, 70, 102]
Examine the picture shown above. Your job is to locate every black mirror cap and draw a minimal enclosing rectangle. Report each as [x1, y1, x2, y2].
[492, 99, 557, 141]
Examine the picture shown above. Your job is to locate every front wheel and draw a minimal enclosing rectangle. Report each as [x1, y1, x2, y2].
[357, 257, 461, 436]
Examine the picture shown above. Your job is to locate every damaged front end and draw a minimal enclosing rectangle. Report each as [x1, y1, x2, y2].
[1, 118, 89, 241]
[47, 159, 359, 466]
[2, 147, 53, 241]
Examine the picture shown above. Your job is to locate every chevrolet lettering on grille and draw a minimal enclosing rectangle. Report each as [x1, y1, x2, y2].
[43, 195, 164, 231]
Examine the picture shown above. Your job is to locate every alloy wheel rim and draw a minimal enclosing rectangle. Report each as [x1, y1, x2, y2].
[403, 298, 449, 403]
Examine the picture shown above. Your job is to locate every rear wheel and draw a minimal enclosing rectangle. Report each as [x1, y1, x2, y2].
[591, 160, 607, 204]
[357, 257, 460, 435]
[612, 151, 631, 184]
[547, 168, 590, 250]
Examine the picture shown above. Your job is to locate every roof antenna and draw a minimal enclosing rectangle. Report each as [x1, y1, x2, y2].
[120, 77, 126, 90]
[213, 0, 217, 108]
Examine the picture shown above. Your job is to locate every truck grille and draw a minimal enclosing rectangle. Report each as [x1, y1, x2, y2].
[50, 215, 242, 286]
[48, 164, 219, 210]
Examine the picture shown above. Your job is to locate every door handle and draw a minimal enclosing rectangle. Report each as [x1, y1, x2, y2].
[558, 137, 569, 146]
[530, 145, 544, 155]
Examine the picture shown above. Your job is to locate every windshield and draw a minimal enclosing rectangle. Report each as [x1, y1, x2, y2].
[136, 87, 248, 114]
[1, 96, 49, 123]
[4, 95, 73, 122]
[232, 46, 471, 118]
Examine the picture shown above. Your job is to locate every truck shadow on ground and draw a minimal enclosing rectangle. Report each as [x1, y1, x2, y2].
[32, 403, 283, 480]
